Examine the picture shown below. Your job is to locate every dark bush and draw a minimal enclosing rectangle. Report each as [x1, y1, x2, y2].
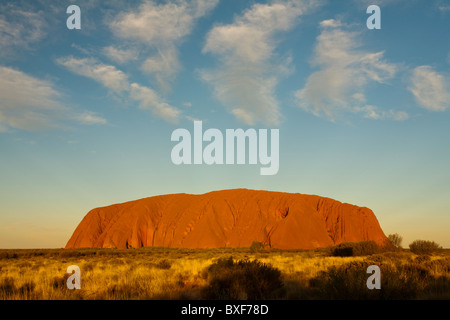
[156, 259, 172, 270]
[59, 250, 83, 258]
[0, 252, 18, 260]
[250, 241, 264, 253]
[421, 276, 450, 299]
[18, 281, 35, 297]
[310, 261, 377, 299]
[202, 257, 283, 300]
[52, 273, 71, 290]
[387, 233, 403, 248]
[331, 246, 354, 257]
[310, 260, 428, 299]
[83, 262, 95, 272]
[0, 277, 16, 295]
[409, 240, 442, 255]
[331, 241, 380, 257]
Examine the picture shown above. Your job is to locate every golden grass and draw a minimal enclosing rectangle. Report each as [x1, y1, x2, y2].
[0, 247, 448, 300]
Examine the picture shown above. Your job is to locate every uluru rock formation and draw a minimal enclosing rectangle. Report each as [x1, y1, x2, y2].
[66, 189, 388, 250]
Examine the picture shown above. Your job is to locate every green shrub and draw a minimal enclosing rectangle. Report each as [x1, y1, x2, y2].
[202, 257, 283, 300]
[409, 240, 442, 255]
[331, 241, 380, 257]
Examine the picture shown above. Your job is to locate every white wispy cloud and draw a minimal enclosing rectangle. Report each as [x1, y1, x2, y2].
[409, 66, 450, 111]
[75, 112, 108, 125]
[319, 19, 342, 28]
[0, 5, 47, 57]
[294, 20, 405, 121]
[438, 5, 450, 12]
[141, 46, 180, 92]
[201, 0, 319, 126]
[129, 83, 180, 123]
[56, 56, 130, 95]
[103, 46, 139, 64]
[354, 105, 409, 121]
[71, 43, 92, 55]
[109, 0, 219, 91]
[57, 56, 181, 123]
[0, 66, 106, 131]
[0, 66, 65, 131]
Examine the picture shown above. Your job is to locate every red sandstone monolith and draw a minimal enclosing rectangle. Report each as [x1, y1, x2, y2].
[65, 189, 388, 249]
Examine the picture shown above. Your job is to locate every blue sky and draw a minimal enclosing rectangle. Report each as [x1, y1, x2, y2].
[0, 0, 449, 248]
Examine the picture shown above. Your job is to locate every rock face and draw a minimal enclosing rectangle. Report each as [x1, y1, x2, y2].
[65, 189, 388, 250]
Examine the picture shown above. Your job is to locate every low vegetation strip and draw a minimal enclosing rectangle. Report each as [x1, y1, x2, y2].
[0, 244, 449, 300]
